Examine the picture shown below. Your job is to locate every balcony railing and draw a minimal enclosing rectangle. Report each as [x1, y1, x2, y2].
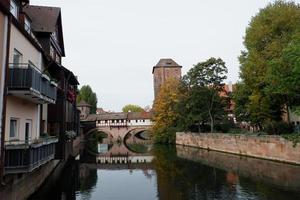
[8, 63, 57, 104]
[4, 137, 58, 174]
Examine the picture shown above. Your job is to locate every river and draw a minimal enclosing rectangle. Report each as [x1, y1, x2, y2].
[29, 138, 300, 200]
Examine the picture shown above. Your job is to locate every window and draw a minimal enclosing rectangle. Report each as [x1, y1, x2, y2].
[25, 119, 32, 142]
[10, 0, 19, 19]
[55, 53, 61, 64]
[50, 45, 55, 59]
[24, 17, 31, 33]
[9, 118, 18, 138]
[13, 49, 22, 64]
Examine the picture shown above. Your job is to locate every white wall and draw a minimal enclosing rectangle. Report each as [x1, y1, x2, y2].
[128, 119, 152, 126]
[5, 96, 39, 142]
[5, 24, 44, 143]
[9, 25, 42, 69]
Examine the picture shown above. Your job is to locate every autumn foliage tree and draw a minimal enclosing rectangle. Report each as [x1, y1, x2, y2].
[152, 78, 185, 143]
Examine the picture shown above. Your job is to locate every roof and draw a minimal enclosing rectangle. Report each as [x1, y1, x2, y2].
[97, 108, 107, 114]
[23, 5, 61, 33]
[77, 100, 91, 107]
[86, 113, 128, 121]
[152, 58, 182, 73]
[128, 112, 152, 120]
[24, 5, 66, 56]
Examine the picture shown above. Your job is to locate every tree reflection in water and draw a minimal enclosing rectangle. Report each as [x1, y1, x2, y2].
[30, 144, 300, 200]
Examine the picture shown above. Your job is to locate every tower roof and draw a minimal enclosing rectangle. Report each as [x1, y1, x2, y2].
[152, 58, 182, 73]
[77, 100, 91, 107]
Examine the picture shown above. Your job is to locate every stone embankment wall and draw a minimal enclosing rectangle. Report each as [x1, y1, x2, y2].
[0, 160, 60, 200]
[176, 132, 300, 165]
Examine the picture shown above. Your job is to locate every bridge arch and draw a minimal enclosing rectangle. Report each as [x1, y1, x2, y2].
[123, 128, 151, 142]
[85, 128, 115, 140]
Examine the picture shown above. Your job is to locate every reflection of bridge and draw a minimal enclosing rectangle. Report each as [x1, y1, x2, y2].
[83, 112, 153, 141]
[81, 163, 155, 170]
[96, 155, 154, 164]
[98, 142, 152, 156]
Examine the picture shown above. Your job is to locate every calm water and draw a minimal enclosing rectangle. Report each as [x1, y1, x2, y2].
[30, 144, 300, 200]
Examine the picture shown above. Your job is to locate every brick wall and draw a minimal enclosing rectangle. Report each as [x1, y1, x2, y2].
[176, 132, 300, 165]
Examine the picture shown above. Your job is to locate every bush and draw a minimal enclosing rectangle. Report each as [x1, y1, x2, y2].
[263, 121, 293, 135]
[215, 120, 236, 133]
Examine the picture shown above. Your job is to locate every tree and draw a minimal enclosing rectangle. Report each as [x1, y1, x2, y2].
[152, 78, 185, 143]
[77, 85, 98, 114]
[182, 57, 228, 133]
[122, 104, 144, 112]
[236, 1, 300, 129]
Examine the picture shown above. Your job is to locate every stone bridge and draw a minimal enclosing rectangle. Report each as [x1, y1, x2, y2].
[85, 125, 152, 142]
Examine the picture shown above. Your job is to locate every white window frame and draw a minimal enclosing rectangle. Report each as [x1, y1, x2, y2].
[25, 119, 32, 142]
[9, 118, 19, 139]
[10, 0, 19, 19]
[13, 49, 22, 65]
[24, 17, 31, 34]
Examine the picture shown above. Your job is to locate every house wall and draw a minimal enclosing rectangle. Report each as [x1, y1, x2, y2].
[9, 24, 42, 69]
[128, 119, 152, 126]
[0, 11, 5, 85]
[0, 11, 7, 152]
[5, 96, 39, 142]
[4, 24, 46, 143]
[289, 108, 300, 125]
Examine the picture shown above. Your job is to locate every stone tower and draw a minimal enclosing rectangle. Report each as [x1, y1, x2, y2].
[152, 58, 182, 99]
[77, 100, 91, 120]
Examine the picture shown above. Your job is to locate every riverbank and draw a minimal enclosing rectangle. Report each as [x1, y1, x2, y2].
[176, 132, 300, 165]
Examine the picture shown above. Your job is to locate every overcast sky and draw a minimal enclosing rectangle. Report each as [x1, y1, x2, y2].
[30, 0, 296, 111]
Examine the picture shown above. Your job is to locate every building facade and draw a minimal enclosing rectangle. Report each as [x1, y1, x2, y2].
[0, 0, 10, 177]
[0, 0, 79, 179]
[152, 58, 182, 99]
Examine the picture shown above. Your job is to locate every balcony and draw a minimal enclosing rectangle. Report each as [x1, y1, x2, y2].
[4, 137, 58, 174]
[8, 63, 57, 104]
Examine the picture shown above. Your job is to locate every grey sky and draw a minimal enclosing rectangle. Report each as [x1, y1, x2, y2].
[30, 0, 295, 111]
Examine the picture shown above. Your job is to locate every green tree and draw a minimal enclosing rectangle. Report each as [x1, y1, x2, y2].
[77, 85, 98, 114]
[237, 1, 300, 129]
[182, 57, 228, 133]
[122, 104, 144, 112]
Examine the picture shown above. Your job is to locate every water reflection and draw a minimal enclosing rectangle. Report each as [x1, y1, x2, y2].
[30, 142, 300, 200]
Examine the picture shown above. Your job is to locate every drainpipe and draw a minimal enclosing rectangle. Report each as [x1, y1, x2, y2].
[0, 14, 11, 181]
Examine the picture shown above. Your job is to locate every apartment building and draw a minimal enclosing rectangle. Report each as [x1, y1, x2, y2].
[0, 0, 79, 176]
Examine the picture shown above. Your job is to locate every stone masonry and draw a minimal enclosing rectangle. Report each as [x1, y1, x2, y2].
[176, 132, 300, 165]
[152, 58, 182, 99]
